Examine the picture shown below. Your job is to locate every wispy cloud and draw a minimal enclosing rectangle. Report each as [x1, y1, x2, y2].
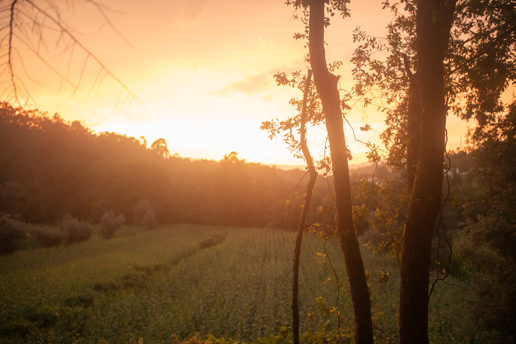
[210, 73, 274, 97]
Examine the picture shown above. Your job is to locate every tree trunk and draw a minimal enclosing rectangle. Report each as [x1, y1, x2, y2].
[398, 0, 456, 343]
[308, 1, 373, 343]
[292, 69, 317, 344]
[403, 54, 420, 192]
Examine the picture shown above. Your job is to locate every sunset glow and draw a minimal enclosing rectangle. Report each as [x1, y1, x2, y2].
[14, 0, 472, 166]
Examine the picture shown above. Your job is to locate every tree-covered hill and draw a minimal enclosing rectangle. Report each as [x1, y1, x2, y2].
[0, 102, 332, 227]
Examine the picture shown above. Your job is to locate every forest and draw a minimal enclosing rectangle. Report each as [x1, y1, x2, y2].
[0, 102, 338, 228]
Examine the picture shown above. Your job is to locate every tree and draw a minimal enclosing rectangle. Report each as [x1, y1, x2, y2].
[291, 69, 317, 344]
[100, 209, 125, 239]
[150, 138, 171, 159]
[0, 216, 26, 255]
[0, 0, 140, 110]
[307, 1, 373, 342]
[141, 208, 157, 230]
[459, 102, 516, 342]
[133, 199, 153, 225]
[398, 1, 456, 342]
[264, 1, 374, 342]
[351, 0, 515, 341]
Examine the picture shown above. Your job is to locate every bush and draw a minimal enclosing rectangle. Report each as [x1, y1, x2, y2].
[59, 214, 93, 245]
[133, 199, 152, 225]
[141, 208, 157, 230]
[29, 225, 64, 248]
[360, 229, 382, 251]
[459, 216, 516, 342]
[0, 216, 26, 255]
[100, 210, 125, 239]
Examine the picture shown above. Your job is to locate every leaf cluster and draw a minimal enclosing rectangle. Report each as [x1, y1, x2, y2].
[261, 71, 323, 160]
[351, 0, 515, 170]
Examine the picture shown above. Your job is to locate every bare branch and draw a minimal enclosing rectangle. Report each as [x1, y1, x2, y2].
[86, 0, 132, 47]
[8, 0, 19, 105]
[1, 0, 146, 113]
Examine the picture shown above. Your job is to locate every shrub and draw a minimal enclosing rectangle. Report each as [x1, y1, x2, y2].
[29, 225, 64, 248]
[59, 214, 93, 245]
[133, 199, 152, 225]
[360, 229, 382, 251]
[99, 210, 125, 239]
[459, 216, 516, 342]
[141, 208, 157, 230]
[0, 216, 27, 255]
[64, 293, 94, 308]
[25, 305, 59, 328]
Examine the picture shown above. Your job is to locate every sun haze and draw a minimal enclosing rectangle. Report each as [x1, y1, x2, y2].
[11, 0, 470, 166]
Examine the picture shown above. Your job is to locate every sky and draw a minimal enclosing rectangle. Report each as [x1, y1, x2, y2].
[11, 0, 473, 167]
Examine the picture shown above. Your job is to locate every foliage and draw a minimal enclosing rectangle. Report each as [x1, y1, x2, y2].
[133, 199, 155, 225]
[0, 216, 26, 255]
[457, 103, 516, 342]
[141, 208, 157, 231]
[29, 225, 64, 248]
[133, 199, 157, 230]
[261, 70, 323, 161]
[59, 214, 93, 245]
[150, 138, 171, 158]
[349, 3, 514, 339]
[351, 175, 406, 258]
[0, 182, 25, 218]
[351, 0, 515, 169]
[100, 210, 126, 239]
[459, 216, 516, 343]
[0, 102, 333, 228]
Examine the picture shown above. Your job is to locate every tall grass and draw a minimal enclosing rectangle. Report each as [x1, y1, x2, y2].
[0, 224, 472, 343]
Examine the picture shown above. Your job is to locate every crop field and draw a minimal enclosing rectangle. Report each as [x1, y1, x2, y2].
[0, 225, 471, 343]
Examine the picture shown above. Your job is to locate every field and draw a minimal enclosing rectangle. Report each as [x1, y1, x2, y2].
[0, 225, 472, 343]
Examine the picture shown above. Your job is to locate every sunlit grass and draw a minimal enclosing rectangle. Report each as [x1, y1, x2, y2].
[0, 225, 472, 343]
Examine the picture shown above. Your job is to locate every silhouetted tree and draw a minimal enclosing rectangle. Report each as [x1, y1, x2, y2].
[100, 209, 126, 239]
[266, 1, 374, 342]
[150, 138, 170, 158]
[459, 102, 516, 342]
[307, 1, 373, 342]
[398, 1, 456, 342]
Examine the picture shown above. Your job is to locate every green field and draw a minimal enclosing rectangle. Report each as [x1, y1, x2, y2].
[0, 225, 471, 343]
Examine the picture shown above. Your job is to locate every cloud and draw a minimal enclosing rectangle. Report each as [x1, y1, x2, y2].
[210, 73, 274, 97]
[172, 0, 208, 28]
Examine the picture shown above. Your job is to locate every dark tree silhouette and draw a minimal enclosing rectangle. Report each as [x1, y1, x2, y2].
[398, 0, 456, 342]
[291, 69, 317, 344]
[307, 1, 373, 342]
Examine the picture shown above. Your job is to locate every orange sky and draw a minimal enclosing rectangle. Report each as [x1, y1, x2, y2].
[10, 0, 473, 166]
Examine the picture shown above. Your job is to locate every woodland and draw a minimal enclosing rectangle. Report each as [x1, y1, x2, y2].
[0, 102, 334, 228]
[1, 0, 515, 343]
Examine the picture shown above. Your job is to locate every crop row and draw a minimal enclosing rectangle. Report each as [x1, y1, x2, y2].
[0, 225, 469, 343]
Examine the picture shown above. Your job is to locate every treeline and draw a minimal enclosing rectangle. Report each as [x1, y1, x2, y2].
[0, 102, 333, 228]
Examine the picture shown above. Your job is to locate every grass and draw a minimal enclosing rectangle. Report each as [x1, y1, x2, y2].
[0, 224, 474, 343]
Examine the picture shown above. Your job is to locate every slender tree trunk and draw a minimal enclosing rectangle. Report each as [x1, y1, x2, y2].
[292, 69, 317, 344]
[398, 0, 456, 343]
[308, 2, 373, 343]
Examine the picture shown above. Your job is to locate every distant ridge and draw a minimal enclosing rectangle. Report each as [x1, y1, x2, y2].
[272, 161, 373, 171]
[272, 164, 305, 171]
